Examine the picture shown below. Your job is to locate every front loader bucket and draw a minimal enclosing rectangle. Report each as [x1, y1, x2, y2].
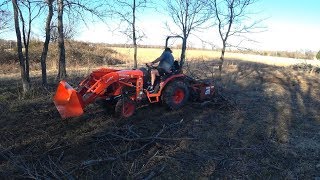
[53, 81, 84, 119]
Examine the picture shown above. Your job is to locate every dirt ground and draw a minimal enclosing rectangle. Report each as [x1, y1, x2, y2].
[0, 60, 319, 179]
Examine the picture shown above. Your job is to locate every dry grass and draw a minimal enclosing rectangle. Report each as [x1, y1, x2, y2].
[1, 41, 319, 75]
[0, 41, 125, 74]
[0, 42, 320, 178]
[0, 57, 319, 178]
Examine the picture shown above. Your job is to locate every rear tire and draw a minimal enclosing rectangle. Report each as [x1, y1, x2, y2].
[163, 81, 190, 110]
[114, 98, 136, 118]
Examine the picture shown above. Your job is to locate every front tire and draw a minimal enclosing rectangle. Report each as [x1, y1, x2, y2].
[114, 98, 136, 118]
[162, 81, 190, 110]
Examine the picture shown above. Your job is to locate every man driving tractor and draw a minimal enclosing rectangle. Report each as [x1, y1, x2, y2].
[147, 47, 174, 93]
[53, 36, 216, 119]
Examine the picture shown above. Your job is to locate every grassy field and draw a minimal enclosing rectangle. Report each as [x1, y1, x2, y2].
[111, 47, 320, 67]
[0, 46, 320, 178]
[1, 41, 319, 74]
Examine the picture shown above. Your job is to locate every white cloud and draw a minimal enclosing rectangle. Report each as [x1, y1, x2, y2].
[76, 16, 320, 52]
[250, 21, 320, 51]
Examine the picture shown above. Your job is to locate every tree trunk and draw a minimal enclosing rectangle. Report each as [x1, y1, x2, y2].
[25, 46, 30, 82]
[132, 0, 137, 69]
[40, 0, 54, 86]
[180, 35, 187, 68]
[25, 5, 32, 83]
[18, 4, 31, 83]
[12, 0, 30, 94]
[133, 43, 137, 68]
[57, 0, 66, 79]
[219, 42, 226, 72]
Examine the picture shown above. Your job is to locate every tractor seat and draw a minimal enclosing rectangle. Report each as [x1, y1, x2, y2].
[160, 61, 181, 80]
[171, 60, 181, 74]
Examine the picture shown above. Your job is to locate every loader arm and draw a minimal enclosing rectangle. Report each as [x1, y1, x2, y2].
[53, 68, 144, 119]
[81, 72, 120, 106]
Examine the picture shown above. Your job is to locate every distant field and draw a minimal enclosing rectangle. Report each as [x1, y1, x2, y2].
[110, 47, 220, 62]
[111, 47, 320, 67]
[0, 43, 319, 76]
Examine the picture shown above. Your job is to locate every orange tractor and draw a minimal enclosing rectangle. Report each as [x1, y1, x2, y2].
[53, 36, 215, 119]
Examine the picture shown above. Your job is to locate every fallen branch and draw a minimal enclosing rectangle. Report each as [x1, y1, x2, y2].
[81, 157, 118, 167]
[143, 164, 166, 180]
[78, 119, 188, 173]
[80, 124, 167, 169]
[106, 134, 197, 142]
[217, 91, 239, 110]
[127, 125, 141, 138]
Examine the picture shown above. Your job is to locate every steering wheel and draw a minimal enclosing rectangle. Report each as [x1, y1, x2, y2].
[145, 63, 157, 69]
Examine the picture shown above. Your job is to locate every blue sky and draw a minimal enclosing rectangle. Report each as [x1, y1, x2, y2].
[1, 0, 320, 51]
[255, 0, 320, 51]
[238, 0, 320, 51]
[258, 0, 319, 24]
[76, 0, 320, 51]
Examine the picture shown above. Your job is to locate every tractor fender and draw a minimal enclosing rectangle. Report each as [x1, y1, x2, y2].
[158, 74, 186, 96]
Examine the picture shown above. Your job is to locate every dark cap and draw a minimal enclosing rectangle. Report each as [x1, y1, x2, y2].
[164, 47, 172, 53]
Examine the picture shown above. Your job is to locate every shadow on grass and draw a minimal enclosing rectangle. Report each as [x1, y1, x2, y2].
[0, 60, 319, 179]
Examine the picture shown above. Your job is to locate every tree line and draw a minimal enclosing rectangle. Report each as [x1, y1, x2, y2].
[0, 0, 261, 95]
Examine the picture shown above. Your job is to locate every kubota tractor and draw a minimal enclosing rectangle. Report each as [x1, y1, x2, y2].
[53, 36, 215, 119]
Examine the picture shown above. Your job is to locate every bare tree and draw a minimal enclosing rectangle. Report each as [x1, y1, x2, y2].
[57, 0, 66, 79]
[40, 0, 54, 86]
[0, 7, 11, 33]
[132, 0, 138, 68]
[56, 0, 106, 79]
[0, 0, 11, 33]
[211, 0, 262, 71]
[11, 0, 43, 94]
[107, 0, 148, 69]
[12, 0, 29, 93]
[18, 0, 43, 82]
[50, 22, 77, 42]
[166, 0, 210, 68]
[60, 0, 105, 42]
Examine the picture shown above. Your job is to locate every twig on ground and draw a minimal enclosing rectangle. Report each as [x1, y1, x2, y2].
[143, 164, 166, 180]
[128, 125, 141, 138]
[80, 120, 189, 171]
[80, 125, 166, 169]
[81, 157, 118, 167]
[107, 133, 197, 142]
